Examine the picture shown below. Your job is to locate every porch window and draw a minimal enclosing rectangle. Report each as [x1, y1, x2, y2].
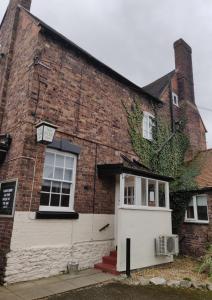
[40, 149, 77, 212]
[185, 195, 209, 223]
[124, 175, 135, 205]
[158, 182, 166, 207]
[148, 179, 156, 205]
[143, 112, 155, 141]
[120, 174, 169, 209]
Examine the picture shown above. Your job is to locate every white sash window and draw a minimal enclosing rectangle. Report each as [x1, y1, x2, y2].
[185, 195, 209, 223]
[40, 149, 77, 212]
[143, 112, 155, 141]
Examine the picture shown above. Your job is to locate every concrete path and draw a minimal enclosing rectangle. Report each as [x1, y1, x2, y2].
[0, 269, 115, 300]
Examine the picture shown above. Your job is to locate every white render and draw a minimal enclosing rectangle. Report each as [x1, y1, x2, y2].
[5, 212, 115, 284]
[116, 174, 173, 272]
[116, 207, 173, 272]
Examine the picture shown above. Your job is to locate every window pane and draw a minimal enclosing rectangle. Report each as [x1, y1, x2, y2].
[62, 182, 71, 194]
[54, 167, 64, 180]
[64, 169, 73, 181]
[197, 196, 208, 221]
[159, 182, 166, 207]
[50, 194, 60, 206]
[143, 116, 149, 138]
[52, 181, 61, 193]
[40, 193, 50, 206]
[55, 155, 64, 168]
[148, 180, 156, 205]
[141, 179, 147, 205]
[124, 176, 135, 205]
[61, 194, 70, 207]
[44, 165, 54, 179]
[149, 117, 154, 139]
[45, 152, 54, 165]
[187, 199, 194, 219]
[41, 180, 51, 192]
[65, 157, 74, 169]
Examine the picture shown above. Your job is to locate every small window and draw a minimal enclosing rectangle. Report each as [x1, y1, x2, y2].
[143, 112, 155, 141]
[172, 92, 179, 107]
[185, 195, 209, 223]
[40, 149, 77, 212]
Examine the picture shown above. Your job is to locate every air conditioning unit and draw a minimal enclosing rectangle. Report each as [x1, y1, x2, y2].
[155, 235, 179, 256]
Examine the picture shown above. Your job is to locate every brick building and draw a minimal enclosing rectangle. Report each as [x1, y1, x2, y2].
[0, 0, 210, 284]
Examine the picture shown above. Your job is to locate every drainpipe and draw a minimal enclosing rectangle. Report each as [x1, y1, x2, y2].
[155, 80, 177, 155]
[169, 80, 175, 133]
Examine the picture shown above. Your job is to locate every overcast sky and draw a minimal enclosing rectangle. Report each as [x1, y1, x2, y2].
[1, 0, 212, 147]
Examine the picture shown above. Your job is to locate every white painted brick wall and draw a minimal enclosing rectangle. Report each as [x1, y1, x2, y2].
[5, 241, 114, 284]
[4, 212, 115, 284]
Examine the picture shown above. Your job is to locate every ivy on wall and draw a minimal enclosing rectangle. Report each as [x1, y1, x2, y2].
[122, 98, 200, 233]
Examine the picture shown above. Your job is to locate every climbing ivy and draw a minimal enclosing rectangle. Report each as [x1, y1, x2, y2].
[122, 98, 200, 232]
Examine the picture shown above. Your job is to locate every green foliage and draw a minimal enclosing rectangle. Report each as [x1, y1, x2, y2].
[199, 245, 212, 278]
[122, 98, 200, 231]
[122, 99, 154, 168]
[123, 98, 198, 189]
[170, 191, 193, 234]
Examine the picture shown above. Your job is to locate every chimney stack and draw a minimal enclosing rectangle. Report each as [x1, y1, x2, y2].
[8, 0, 32, 11]
[174, 39, 195, 104]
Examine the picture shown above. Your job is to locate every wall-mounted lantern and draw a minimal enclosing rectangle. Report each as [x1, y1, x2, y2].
[0, 134, 12, 163]
[36, 121, 58, 145]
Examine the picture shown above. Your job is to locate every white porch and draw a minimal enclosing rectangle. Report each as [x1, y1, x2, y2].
[115, 173, 173, 272]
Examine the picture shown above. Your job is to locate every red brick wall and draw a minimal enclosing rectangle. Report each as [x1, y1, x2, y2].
[0, 6, 36, 282]
[20, 28, 158, 215]
[180, 192, 212, 256]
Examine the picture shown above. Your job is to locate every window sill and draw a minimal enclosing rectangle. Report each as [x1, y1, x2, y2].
[119, 205, 172, 212]
[184, 220, 209, 225]
[36, 211, 79, 220]
[173, 103, 179, 108]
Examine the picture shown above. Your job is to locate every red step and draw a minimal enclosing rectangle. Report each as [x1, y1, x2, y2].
[94, 250, 120, 275]
[102, 255, 117, 266]
[110, 250, 117, 258]
[94, 263, 120, 275]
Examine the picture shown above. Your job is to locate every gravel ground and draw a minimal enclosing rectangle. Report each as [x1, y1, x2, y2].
[134, 257, 209, 283]
[47, 283, 212, 300]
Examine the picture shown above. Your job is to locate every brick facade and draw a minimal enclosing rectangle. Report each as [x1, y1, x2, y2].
[180, 192, 212, 256]
[0, 0, 209, 282]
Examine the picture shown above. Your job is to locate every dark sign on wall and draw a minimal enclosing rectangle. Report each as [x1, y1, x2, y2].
[0, 180, 17, 217]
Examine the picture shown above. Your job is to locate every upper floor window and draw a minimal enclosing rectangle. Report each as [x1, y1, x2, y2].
[172, 92, 179, 107]
[185, 195, 209, 223]
[40, 149, 77, 212]
[143, 112, 155, 141]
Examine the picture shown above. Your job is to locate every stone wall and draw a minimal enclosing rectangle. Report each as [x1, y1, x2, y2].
[5, 241, 114, 284]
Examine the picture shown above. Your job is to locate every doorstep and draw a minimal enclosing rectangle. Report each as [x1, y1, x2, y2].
[0, 269, 116, 300]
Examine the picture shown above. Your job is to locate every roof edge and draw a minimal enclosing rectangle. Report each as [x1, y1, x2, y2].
[98, 163, 173, 182]
[20, 7, 163, 104]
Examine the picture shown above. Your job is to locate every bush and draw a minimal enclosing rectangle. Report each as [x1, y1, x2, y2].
[199, 245, 212, 278]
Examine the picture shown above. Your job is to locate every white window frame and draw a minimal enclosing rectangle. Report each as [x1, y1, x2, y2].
[120, 174, 170, 211]
[185, 195, 209, 224]
[172, 92, 179, 107]
[143, 112, 155, 141]
[39, 149, 77, 212]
